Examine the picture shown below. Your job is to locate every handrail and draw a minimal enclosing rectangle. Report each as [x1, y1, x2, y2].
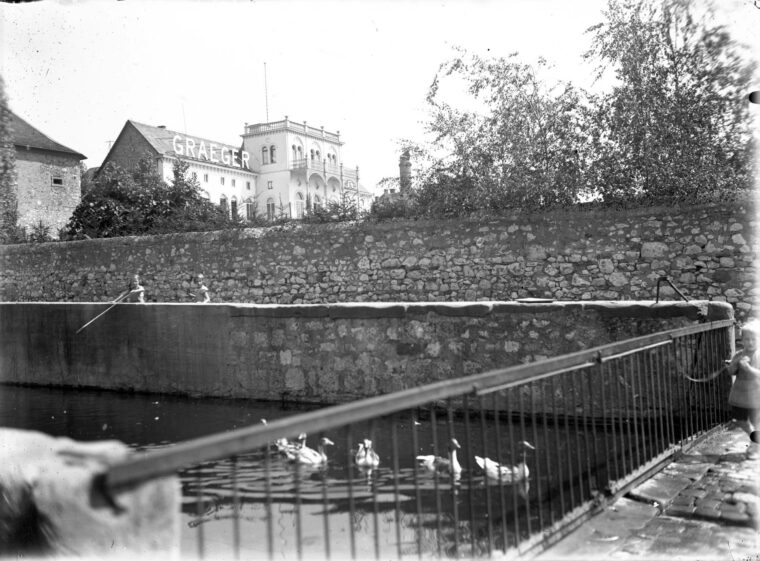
[104, 319, 734, 491]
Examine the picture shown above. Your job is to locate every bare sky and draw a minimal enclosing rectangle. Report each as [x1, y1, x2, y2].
[1, 0, 757, 193]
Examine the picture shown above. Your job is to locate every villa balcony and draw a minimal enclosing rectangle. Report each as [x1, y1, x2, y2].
[290, 158, 358, 183]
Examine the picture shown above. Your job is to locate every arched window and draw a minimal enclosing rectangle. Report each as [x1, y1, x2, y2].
[270, 145, 276, 164]
[245, 198, 255, 221]
[220, 195, 228, 214]
[310, 149, 315, 161]
[230, 196, 238, 218]
[266, 198, 276, 221]
[295, 192, 305, 219]
[292, 145, 297, 161]
[262, 146, 269, 165]
[297, 146, 303, 158]
[313, 195, 321, 210]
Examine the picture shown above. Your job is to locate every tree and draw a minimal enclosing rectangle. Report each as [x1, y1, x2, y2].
[61, 157, 240, 239]
[413, 49, 591, 217]
[585, 0, 756, 203]
[0, 75, 21, 243]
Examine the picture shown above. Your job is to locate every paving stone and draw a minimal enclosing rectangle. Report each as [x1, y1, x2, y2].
[664, 504, 695, 517]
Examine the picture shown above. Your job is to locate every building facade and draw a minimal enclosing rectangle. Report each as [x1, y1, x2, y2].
[100, 117, 372, 222]
[9, 111, 85, 237]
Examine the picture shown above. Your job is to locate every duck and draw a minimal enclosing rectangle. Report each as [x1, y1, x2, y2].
[290, 436, 334, 466]
[276, 432, 307, 459]
[355, 438, 380, 468]
[416, 438, 462, 477]
[475, 441, 534, 483]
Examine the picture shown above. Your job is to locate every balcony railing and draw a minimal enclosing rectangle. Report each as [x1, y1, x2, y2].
[245, 120, 341, 144]
[290, 158, 359, 182]
[104, 320, 735, 559]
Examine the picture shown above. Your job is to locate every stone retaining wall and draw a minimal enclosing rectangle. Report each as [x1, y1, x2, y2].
[0, 200, 756, 322]
[0, 300, 733, 405]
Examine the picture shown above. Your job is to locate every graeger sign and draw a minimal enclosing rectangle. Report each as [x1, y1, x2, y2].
[172, 134, 251, 170]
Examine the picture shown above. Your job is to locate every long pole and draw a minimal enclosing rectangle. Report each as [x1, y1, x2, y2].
[75, 292, 130, 334]
[264, 62, 269, 122]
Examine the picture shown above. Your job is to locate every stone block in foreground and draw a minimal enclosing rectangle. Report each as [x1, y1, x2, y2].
[0, 428, 179, 557]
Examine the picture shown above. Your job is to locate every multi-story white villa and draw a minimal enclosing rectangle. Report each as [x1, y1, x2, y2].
[100, 116, 372, 221]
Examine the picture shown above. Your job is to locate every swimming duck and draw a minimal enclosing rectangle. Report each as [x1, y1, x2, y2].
[355, 438, 380, 468]
[416, 438, 462, 476]
[276, 432, 307, 459]
[291, 437, 334, 466]
[475, 441, 534, 483]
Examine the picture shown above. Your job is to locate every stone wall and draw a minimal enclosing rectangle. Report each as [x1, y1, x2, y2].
[0, 300, 733, 405]
[0, 199, 756, 321]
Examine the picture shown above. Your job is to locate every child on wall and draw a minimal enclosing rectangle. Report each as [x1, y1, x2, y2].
[118, 274, 146, 303]
[726, 319, 760, 458]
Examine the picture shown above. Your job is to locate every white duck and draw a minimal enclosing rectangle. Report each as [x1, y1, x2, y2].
[475, 441, 534, 483]
[277, 432, 307, 459]
[290, 436, 334, 466]
[416, 438, 462, 477]
[355, 438, 380, 468]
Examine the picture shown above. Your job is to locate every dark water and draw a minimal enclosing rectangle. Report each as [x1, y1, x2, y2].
[1, 384, 620, 559]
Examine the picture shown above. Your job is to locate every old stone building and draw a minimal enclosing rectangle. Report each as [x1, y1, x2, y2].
[10, 111, 85, 237]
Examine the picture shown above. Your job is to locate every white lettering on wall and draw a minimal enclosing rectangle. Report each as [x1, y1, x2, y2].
[171, 134, 250, 169]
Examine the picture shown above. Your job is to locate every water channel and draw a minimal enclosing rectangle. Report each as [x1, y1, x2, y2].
[1, 383, 634, 559]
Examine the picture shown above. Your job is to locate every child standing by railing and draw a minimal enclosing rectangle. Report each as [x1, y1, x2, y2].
[726, 319, 760, 459]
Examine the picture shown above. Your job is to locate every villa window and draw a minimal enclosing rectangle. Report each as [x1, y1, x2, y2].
[231, 197, 238, 218]
[221, 177, 225, 186]
[270, 145, 276, 164]
[231, 179, 236, 187]
[220, 196, 228, 214]
[246, 200, 255, 221]
[266, 198, 276, 220]
[246, 181, 251, 190]
[51, 176, 63, 186]
[204, 173, 208, 183]
[267, 181, 273, 190]
[262, 146, 269, 165]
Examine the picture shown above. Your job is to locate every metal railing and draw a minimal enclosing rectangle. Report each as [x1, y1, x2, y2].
[104, 320, 735, 559]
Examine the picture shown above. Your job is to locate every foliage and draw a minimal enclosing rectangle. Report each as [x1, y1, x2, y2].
[413, 49, 591, 216]
[61, 157, 240, 239]
[302, 192, 361, 224]
[28, 221, 52, 243]
[0, 75, 21, 244]
[584, 0, 756, 204]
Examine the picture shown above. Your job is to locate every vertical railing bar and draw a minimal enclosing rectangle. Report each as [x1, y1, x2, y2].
[506, 390, 520, 551]
[637, 352, 650, 465]
[587, 366, 600, 501]
[646, 349, 661, 458]
[346, 426, 357, 561]
[264, 435, 274, 560]
[623, 355, 635, 474]
[463, 395, 477, 558]
[518, 387, 533, 539]
[708, 329, 717, 427]
[550, 375, 566, 517]
[616, 356, 630, 478]
[231, 455, 240, 559]
[599, 358, 614, 491]
[684, 334, 695, 441]
[530, 381, 545, 533]
[670, 335, 683, 445]
[196, 464, 205, 560]
[370, 418, 381, 561]
[430, 406, 443, 559]
[630, 354, 642, 470]
[321, 440, 331, 561]
[561, 373, 577, 510]
[579, 369, 593, 504]
[391, 416, 403, 561]
[294, 449, 303, 561]
[540, 379, 554, 528]
[446, 401, 460, 557]
[479, 396, 494, 556]
[411, 410, 423, 561]
[694, 333, 705, 436]
[653, 345, 665, 452]
[492, 393, 508, 553]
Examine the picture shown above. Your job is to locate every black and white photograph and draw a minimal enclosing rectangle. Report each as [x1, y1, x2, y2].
[0, 0, 758, 559]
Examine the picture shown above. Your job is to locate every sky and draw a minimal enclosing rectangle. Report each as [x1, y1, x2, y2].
[1, 0, 757, 194]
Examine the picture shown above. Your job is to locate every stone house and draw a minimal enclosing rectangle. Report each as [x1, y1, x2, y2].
[10, 111, 85, 237]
